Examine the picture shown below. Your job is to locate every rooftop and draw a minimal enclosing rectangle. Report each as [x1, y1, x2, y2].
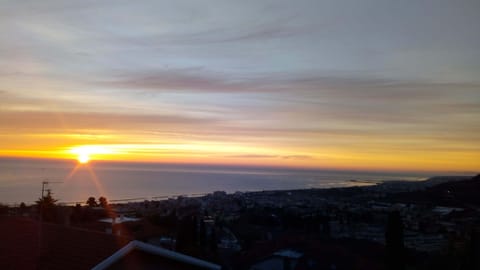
[0, 217, 130, 270]
[93, 240, 221, 270]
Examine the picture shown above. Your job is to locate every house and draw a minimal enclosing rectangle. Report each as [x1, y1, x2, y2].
[0, 217, 220, 270]
[98, 215, 141, 235]
[0, 217, 130, 270]
[92, 240, 221, 270]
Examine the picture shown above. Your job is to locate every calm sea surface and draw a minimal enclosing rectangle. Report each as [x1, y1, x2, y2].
[0, 158, 434, 205]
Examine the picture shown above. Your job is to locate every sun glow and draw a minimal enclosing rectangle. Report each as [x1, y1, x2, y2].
[70, 145, 112, 164]
[78, 153, 90, 164]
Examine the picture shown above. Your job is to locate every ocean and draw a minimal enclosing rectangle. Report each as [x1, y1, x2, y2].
[0, 158, 434, 205]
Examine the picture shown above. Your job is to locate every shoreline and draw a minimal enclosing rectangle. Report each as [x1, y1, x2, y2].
[1, 175, 473, 206]
[56, 175, 473, 206]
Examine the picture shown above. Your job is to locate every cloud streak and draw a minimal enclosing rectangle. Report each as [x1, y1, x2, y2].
[0, 0, 479, 171]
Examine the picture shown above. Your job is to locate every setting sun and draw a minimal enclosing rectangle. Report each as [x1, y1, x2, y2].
[78, 153, 90, 164]
[70, 145, 113, 164]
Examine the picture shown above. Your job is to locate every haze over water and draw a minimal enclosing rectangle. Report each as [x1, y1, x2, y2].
[0, 158, 437, 205]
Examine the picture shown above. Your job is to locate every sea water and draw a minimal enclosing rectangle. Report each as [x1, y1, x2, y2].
[0, 158, 432, 205]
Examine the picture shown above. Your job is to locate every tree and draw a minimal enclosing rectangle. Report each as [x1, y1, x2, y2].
[98, 196, 108, 208]
[71, 203, 83, 223]
[36, 190, 58, 208]
[176, 216, 196, 254]
[210, 227, 218, 253]
[36, 190, 58, 221]
[86, 196, 97, 207]
[192, 216, 198, 243]
[19, 202, 27, 216]
[0, 203, 8, 216]
[386, 211, 405, 270]
[199, 219, 206, 246]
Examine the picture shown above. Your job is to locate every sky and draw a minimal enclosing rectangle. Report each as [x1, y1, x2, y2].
[0, 0, 479, 172]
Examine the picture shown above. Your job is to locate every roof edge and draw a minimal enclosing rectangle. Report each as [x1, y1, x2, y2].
[91, 240, 221, 270]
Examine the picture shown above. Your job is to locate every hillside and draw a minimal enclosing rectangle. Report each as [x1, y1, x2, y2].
[388, 174, 480, 207]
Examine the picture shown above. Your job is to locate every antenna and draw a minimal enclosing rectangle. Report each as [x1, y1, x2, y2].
[41, 180, 63, 199]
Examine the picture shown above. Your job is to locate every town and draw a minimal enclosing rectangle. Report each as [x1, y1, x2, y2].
[1, 174, 479, 269]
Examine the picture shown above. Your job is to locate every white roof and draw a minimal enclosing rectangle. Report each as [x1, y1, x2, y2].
[91, 240, 221, 270]
[273, 249, 303, 259]
[98, 216, 140, 224]
[432, 206, 463, 215]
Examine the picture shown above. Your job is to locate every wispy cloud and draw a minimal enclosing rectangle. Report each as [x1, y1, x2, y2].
[225, 154, 314, 160]
[0, 0, 479, 171]
[0, 111, 217, 132]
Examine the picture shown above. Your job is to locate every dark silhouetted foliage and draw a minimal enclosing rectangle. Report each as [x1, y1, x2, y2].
[386, 211, 405, 270]
[98, 196, 108, 208]
[86, 196, 97, 207]
[199, 219, 206, 246]
[36, 190, 58, 222]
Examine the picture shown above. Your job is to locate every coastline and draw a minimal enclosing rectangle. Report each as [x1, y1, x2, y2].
[58, 175, 473, 207]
